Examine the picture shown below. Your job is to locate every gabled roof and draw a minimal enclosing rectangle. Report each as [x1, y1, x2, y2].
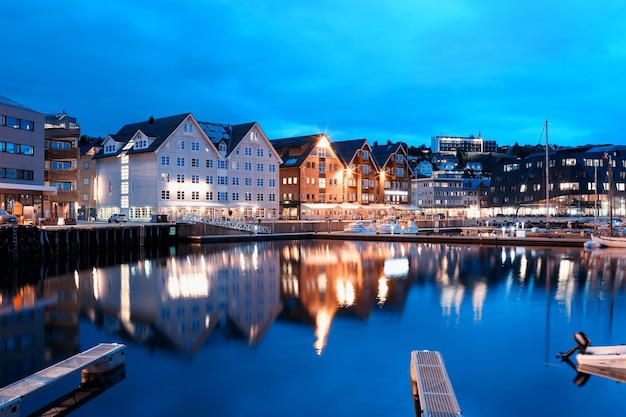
[371, 142, 407, 167]
[79, 137, 103, 156]
[0, 94, 36, 111]
[198, 121, 261, 155]
[270, 134, 326, 168]
[331, 138, 369, 166]
[94, 113, 191, 159]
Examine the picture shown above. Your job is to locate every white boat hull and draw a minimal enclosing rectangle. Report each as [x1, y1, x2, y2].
[576, 345, 626, 369]
[591, 234, 626, 248]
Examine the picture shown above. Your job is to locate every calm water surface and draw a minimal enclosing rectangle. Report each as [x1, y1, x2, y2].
[4, 240, 626, 416]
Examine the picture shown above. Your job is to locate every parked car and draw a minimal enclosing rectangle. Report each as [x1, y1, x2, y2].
[108, 213, 127, 223]
[0, 210, 18, 224]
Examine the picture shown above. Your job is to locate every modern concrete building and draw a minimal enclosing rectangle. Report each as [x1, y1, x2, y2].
[0, 94, 55, 223]
[431, 134, 497, 154]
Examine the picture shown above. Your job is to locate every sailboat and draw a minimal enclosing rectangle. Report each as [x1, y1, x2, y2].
[590, 149, 626, 248]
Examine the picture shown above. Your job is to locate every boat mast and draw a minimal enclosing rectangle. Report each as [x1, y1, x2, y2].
[544, 118, 549, 227]
[608, 152, 614, 236]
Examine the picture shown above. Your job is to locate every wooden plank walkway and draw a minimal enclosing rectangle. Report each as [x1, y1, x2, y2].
[410, 350, 462, 417]
[0, 343, 126, 417]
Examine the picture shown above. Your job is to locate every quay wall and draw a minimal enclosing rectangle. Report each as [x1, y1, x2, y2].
[0, 224, 177, 275]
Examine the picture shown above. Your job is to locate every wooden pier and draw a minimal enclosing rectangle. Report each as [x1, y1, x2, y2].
[410, 350, 462, 417]
[0, 343, 126, 417]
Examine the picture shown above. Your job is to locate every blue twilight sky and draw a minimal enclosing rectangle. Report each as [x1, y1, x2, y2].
[2, 0, 625, 148]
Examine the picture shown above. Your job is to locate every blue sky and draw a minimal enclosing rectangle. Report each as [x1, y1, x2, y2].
[2, 0, 625, 148]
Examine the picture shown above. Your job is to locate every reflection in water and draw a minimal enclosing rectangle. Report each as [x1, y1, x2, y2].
[2, 241, 626, 384]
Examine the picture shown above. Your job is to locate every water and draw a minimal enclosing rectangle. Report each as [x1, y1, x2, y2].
[3, 240, 626, 416]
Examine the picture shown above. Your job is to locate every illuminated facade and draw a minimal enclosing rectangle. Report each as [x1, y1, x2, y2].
[371, 142, 412, 205]
[94, 113, 281, 221]
[431, 134, 497, 154]
[271, 133, 346, 220]
[489, 144, 626, 217]
[332, 139, 381, 206]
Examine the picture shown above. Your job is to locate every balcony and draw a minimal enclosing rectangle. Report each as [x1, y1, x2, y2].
[45, 169, 78, 182]
[45, 148, 80, 160]
[54, 189, 79, 203]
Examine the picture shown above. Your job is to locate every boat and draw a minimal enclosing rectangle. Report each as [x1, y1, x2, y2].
[377, 217, 419, 235]
[343, 221, 375, 233]
[589, 151, 626, 248]
[558, 331, 626, 370]
[590, 233, 626, 248]
[377, 218, 403, 234]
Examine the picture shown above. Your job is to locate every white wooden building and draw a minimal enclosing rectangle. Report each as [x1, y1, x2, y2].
[94, 113, 281, 222]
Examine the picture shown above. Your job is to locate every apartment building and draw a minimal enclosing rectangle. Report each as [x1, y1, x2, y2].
[0, 94, 54, 223]
[489, 144, 626, 217]
[44, 112, 80, 220]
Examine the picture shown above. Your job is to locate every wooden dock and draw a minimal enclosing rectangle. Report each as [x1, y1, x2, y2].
[0, 343, 126, 417]
[410, 350, 462, 417]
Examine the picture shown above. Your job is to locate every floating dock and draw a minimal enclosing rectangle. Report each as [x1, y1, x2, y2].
[0, 343, 126, 417]
[410, 350, 462, 417]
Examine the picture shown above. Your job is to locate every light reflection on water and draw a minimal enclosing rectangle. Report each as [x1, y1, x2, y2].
[2, 240, 625, 416]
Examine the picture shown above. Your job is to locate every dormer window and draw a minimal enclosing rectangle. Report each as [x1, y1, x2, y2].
[134, 139, 148, 149]
[219, 142, 227, 155]
[105, 144, 116, 154]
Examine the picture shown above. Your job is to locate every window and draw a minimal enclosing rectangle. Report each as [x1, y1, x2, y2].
[218, 191, 227, 201]
[269, 179, 276, 187]
[232, 177, 240, 186]
[177, 140, 185, 150]
[206, 159, 214, 168]
[257, 193, 264, 202]
[245, 147, 252, 156]
[161, 190, 170, 199]
[218, 176, 228, 185]
[362, 150, 369, 160]
[269, 164, 276, 172]
[192, 191, 199, 200]
[177, 191, 185, 200]
[83, 177, 90, 185]
[232, 192, 240, 201]
[218, 160, 227, 169]
[206, 175, 213, 184]
[257, 178, 264, 187]
[176, 157, 185, 167]
[183, 123, 193, 134]
[177, 174, 185, 183]
[206, 191, 213, 200]
[395, 167, 404, 177]
[83, 162, 90, 169]
[245, 192, 252, 201]
[245, 177, 252, 186]
[161, 173, 170, 182]
[257, 148, 264, 157]
[192, 175, 199, 184]
[244, 162, 252, 171]
[395, 154, 403, 163]
[257, 163, 264, 172]
[161, 156, 170, 166]
[191, 158, 199, 167]
[105, 144, 116, 154]
[191, 141, 200, 151]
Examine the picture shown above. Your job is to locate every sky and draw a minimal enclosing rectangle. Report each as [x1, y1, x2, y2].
[2, 0, 626, 148]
